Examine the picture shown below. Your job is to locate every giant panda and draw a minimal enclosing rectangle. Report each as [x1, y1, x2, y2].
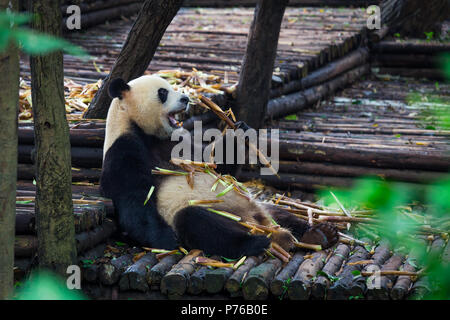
[100, 75, 339, 258]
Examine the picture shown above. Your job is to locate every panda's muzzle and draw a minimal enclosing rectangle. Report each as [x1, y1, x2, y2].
[167, 96, 190, 128]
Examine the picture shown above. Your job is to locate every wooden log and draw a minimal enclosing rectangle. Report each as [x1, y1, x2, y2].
[15, 210, 35, 235]
[327, 244, 371, 300]
[270, 48, 369, 98]
[147, 254, 182, 290]
[225, 256, 261, 297]
[373, 53, 440, 69]
[410, 275, 432, 300]
[187, 265, 208, 295]
[270, 252, 305, 297]
[99, 254, 134, 285]
[347, 240, 391, 298]
[16, 204, 105, 235]
[242, 258, 282, 300]
[19, 144, 103, 168]
[75, 219, 117, 253]
[311, 244, 350, 299]
[288, 251, 327, 300]
[186, 254, 221, 295]
[238, 170, 357, 191]
[61, 0, 141, 16]
[204, 266, 235, 294]
[266, 64, 369, 119]
[369, 25, 390, 43]
[15, 235, 38, 258]
[391, 256, 418, 300]
[372, 41, 450, 54]
[17, 163, 102, 182]
[160, 249, 202, 299]
[376, 67, 445, 81]
[119, 253, 158, 292]
[366, 254, 404, 300]
[276, 140, 450, 172]
[273, 160, 445, 184]
[78, 243, 107, 283]
[234, 0, 289, 128]
[16, 187, 114, 217]
[19, 127, 105, 148]
[63, 3, 143, 31]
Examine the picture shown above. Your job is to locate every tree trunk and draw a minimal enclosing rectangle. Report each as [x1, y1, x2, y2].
[0, 0, 19, 300]
[382, 0, 450, 37]
[30, 0, 77, 275]
[83, 0, 183, 119]
[234, 0, 288, 129]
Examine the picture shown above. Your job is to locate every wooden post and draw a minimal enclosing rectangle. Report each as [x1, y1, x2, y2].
[83, 0, 183, 119]
[30, 0, 77, 275]
[234, 0, 288, 129]
[0, 0, 19, 300]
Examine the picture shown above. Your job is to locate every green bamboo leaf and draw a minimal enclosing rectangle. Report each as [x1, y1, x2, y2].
[207, 208, 241, 221]
[216, 183, 234, 197]
[143, 186, 155, 206]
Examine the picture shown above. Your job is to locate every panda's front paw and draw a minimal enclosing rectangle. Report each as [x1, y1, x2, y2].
[300, 223, 339, 249]
[234, 121, 251, 131]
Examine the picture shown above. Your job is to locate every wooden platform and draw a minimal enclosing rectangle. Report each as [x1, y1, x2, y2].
[238, 74, 450, 190]
[14, 184, 449, 300]
[20, 6, 369, 86]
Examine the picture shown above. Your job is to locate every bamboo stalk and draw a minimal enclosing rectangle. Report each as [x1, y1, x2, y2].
[294, 242, 322, 251]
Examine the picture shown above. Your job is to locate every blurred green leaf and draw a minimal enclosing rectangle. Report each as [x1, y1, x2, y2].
[12, 29, 86, 56]
[15, 271, 86, 300]
[0, 10, 87, 57]
[0, 11, 30, 27]
[0, 29, 11, 50]
[427, 177, 450, 218]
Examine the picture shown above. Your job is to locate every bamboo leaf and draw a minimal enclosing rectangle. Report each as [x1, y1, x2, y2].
[216, 183, 234, 197]
[207, 208, 241, 221]
[143, 186, 155, 206]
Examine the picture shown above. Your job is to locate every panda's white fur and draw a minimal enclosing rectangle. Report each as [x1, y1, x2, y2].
[100, 75, 338, 258]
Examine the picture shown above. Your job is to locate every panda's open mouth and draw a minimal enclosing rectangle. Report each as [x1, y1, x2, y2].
[167, 109, 185, 128]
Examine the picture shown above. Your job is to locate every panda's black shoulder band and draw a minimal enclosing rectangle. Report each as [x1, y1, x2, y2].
[109, 78, 130, 99]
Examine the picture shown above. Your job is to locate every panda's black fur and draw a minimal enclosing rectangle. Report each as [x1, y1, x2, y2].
[100, 75, 339, 258]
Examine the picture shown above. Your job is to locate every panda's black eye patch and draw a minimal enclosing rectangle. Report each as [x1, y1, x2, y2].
[158, 88, 169, 103]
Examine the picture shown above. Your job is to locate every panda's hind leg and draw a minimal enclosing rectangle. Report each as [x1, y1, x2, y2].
[173, 206, 270, 259]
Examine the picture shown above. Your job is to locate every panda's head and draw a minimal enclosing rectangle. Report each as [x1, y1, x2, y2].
[108, 75, 189, 138]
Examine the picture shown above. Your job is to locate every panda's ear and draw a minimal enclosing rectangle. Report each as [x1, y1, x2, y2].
[109, 78, 130, 100]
